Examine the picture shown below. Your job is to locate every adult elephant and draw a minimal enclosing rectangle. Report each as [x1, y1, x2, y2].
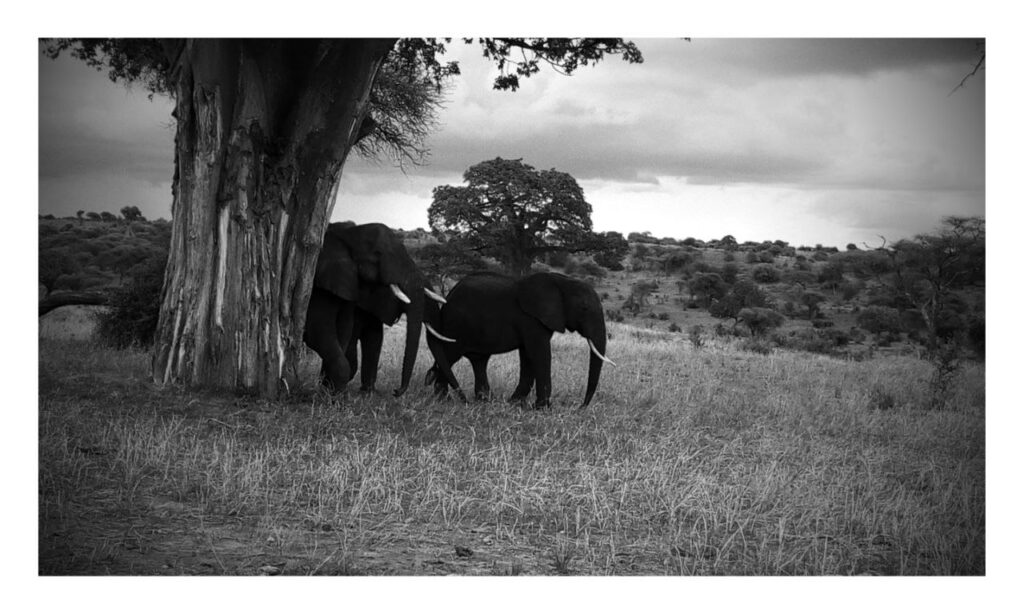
[304, 222, 450, 396]
[425, 272, 615, 409]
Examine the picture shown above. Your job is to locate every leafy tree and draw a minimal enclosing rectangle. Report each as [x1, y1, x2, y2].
[856, 305, 902, 336]
[799, 291, 827, 320]
[429, 157, 599, 276]
[587, 231, 629, 271]
[99, 211, 118, 222]
[120, 205, 145, 222]
[45, 38, 642, 397]
[881, 216, 984, 355]
[738, 307, 785, 337]
[688, 273, 727, 308]
[750, 264, 781, 284]
[709, 279, 770, 328]
[622, 279, 659, 314]
[85, 211, 101, 221]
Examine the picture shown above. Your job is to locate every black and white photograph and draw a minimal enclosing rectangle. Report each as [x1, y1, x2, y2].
[26, 1, 1010, 606]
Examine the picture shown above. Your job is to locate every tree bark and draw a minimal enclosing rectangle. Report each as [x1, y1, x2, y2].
[151, 39, 396, 397]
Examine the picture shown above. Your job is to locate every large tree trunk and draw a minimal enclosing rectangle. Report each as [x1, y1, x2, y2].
[151, 39, 396, 397]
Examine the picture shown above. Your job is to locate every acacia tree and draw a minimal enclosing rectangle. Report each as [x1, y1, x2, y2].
[881, 216, 985, 355]
[45, 38, 642, 397]
[429, 157, 601, 276]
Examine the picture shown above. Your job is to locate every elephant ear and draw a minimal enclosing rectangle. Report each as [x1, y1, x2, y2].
[517, 273, 566, 333]
[357, 284, 403, 325]
[313, 231, 358, 301]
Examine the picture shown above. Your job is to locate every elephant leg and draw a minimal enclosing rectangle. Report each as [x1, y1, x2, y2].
[343, 309, 362, 386]
[508, 347, 535, 403]
[467, 354, 492, 401]
[305, 292, 354, 393]
[358, 319, 384, 393]
[525, 336, 552, 409]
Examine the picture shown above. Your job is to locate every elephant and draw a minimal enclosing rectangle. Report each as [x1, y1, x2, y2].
[424, 271, 615, 409]
[304, 222, 451, 396]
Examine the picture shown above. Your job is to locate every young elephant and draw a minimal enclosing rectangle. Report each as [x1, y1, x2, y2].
[425, 272, 614, 408]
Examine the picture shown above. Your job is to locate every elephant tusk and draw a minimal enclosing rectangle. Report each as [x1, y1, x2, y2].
[425, 323, 456, 343]
[390, 284, 411, 304]
[424, 287, 447, 304]
[588, 339, 617, 366]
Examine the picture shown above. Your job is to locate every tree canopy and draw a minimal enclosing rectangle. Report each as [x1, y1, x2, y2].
[428, 157, 604, 276]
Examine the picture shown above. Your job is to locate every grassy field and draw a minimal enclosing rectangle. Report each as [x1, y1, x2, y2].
[38, 314, 984, 576]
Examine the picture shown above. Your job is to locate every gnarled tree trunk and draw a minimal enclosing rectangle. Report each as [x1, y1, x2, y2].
[151, 39, 396, 397]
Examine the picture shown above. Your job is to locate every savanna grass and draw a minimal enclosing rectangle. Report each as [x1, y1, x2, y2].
[39, 321, 984, 575]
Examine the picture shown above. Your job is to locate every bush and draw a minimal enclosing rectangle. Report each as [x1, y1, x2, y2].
[96, 256, 167, 348]
[606, 308, 624, 323]
[668, 322, 681, 333]
[750, 264, 781, 283]
[856, 305, 902, 335]
[688, 324, 704, 348]
[738, 307, 786, 337]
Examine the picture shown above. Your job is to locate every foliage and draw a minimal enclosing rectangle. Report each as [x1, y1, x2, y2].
[96, 255, 168, 348]
[857, 305, 902, 336]
[688, 273, 727, 308]
[750, 264, 781, 284]
[709, 279, 770, 326]
[587, 231, 629, 271]
[428, 158, 599, 275]
[411, 241, 490, 293]
[881, 216, 984, 354]
[737, 307, 785, 337]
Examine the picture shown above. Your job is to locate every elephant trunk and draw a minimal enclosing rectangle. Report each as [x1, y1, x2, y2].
[581, 320, 608, 408]
[394, 280, 424, 397]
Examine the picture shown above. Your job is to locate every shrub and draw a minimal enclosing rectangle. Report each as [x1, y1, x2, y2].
[96, 255, 167, 348]
[606, 308, 624, 323]
[688, 324, 704, 348]
[750, 264, 781, 284]
[657, 312, 670, 321]
[856, 305, 902, 335]
[668, 322, 681, 333]
[738, 307, 786, 337]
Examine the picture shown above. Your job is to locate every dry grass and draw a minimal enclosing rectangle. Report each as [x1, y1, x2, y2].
[38, 319, 984, 575]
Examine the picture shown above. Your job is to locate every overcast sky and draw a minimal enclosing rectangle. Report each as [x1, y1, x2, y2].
[38, 38, 984, 247]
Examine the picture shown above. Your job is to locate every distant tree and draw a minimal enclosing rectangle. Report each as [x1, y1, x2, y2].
[799, 290, 827, 320]
[99, 211, 118, 222]
[689, 273, 727, 308]
[587, 231, 629, 271]
[856, 305, 902, 336]
[76, 210, 85, 224]
[429, 157, 601, 276]
[85, 212, 101, 221]
[720, 262, 739, 284]
[622, 279, 659, 314]
[751, 264, 781, 284]
[846, 243, 858, 251]
[738, 307, 785, 337]
[719, 235, 738, 251]
[817, 261, 845, 292]
[709, 279, 770, 328]
[120, 205, 145, 222]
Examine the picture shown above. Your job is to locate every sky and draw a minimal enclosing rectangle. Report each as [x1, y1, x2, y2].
[37, 38, 985, 248]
